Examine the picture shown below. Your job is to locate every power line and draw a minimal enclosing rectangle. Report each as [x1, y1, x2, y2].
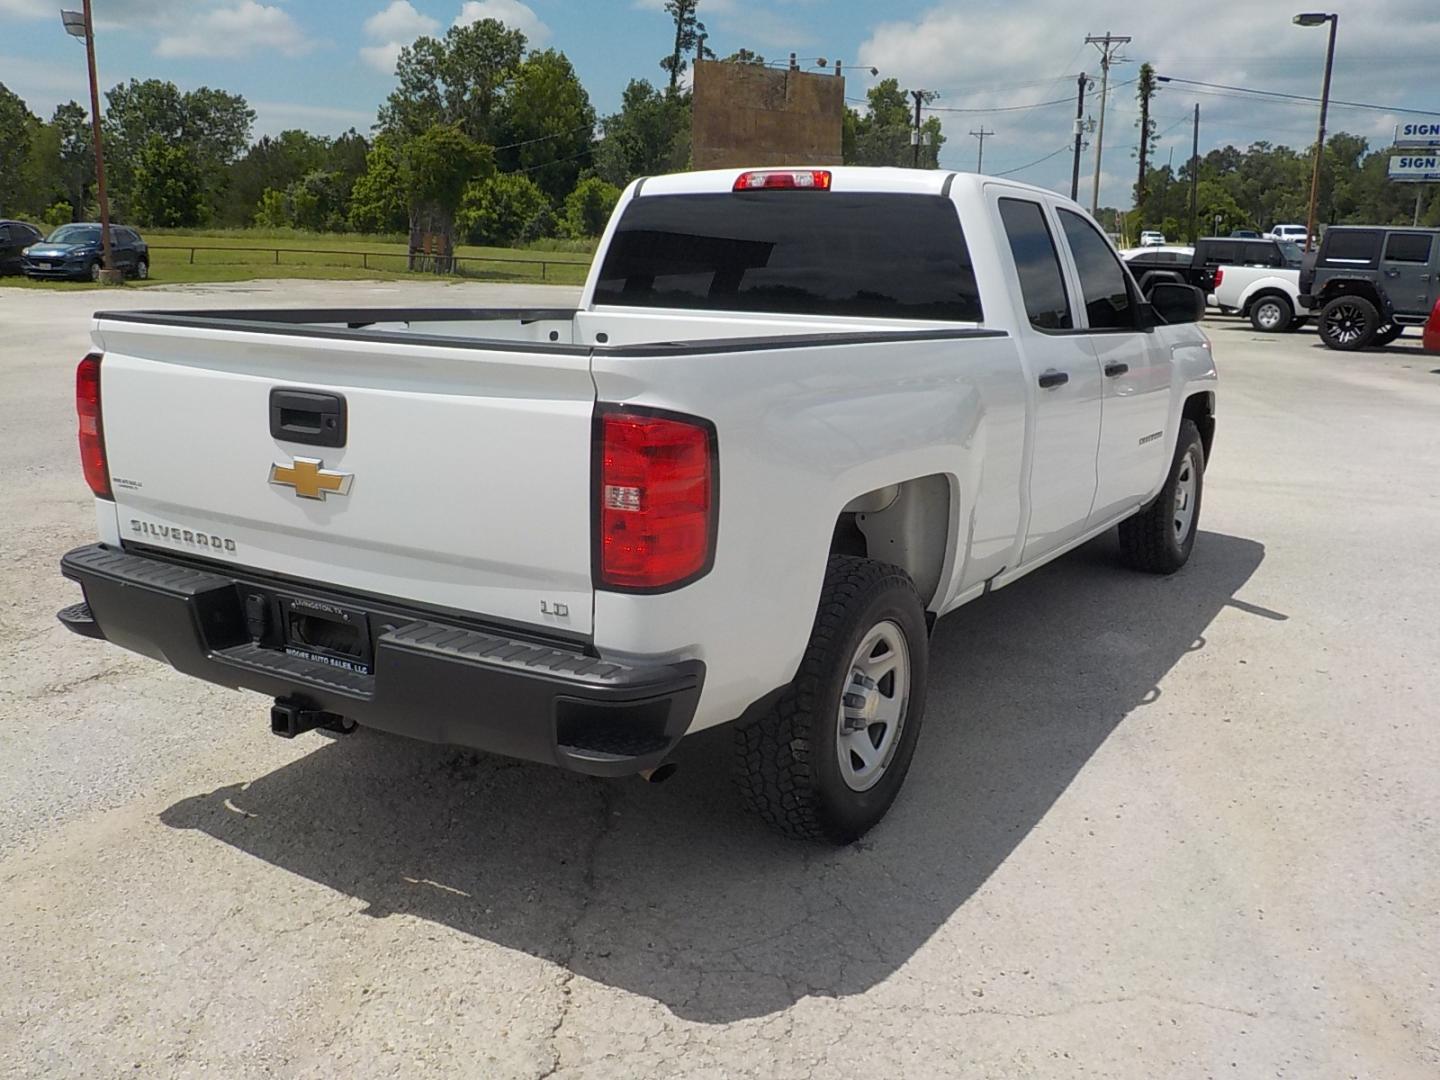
[991, 143, 1072, 178]
[492, 122, 595, 152]
[922, 75, 1136, 114]
[1155, 75, 1439, 117]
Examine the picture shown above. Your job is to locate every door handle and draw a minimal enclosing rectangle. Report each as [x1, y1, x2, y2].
[1104, 362, 1130, 377]
[1037, 369, 1069, 389]
[1384, 269, 1400, 277]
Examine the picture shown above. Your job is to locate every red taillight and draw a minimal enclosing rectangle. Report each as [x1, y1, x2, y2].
[76, 353, 111, 499]
[733, 169, 832, 191]
[1212, 268, 1224, 287]
[596, 408, 716, 590]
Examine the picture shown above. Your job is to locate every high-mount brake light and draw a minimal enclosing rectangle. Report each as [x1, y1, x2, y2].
[76, 353, 111, 500]
[596, 407, 717, 591]
[733, 169, 833, 192]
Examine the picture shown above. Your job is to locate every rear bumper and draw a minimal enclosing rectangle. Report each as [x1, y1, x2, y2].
[59, 544, 703, 776]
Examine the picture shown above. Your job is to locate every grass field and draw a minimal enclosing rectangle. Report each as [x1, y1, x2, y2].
[2, 230, 596, 290]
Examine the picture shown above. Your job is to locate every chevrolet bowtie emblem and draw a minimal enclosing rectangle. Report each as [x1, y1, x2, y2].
[269, 457, 354, 500]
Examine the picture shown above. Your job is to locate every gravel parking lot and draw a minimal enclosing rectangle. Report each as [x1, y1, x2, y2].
[2, 279, 1438, 1078]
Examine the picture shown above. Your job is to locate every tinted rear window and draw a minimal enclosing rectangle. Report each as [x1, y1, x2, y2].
[593, 192, 983, 322]
[1383, 233, 1433, 263]
[1323, 230, 1381, 264]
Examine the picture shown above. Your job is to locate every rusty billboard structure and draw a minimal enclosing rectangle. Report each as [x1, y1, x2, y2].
[691, 59, 844, 170]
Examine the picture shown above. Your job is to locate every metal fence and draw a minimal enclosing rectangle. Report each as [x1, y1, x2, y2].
[147, 244, 592, 281]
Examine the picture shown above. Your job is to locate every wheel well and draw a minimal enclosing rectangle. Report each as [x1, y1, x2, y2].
[1245, 288, 1291, 314]
[1318, 279, 1382, 307]
[830, 474, 952, 609]
[1183, 392, 1215, 466]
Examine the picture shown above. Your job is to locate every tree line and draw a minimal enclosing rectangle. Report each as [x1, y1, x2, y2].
[0, 6, 947, 248]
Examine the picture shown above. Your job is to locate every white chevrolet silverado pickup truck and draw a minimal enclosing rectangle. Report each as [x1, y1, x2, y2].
[59, 167, 1217, 842]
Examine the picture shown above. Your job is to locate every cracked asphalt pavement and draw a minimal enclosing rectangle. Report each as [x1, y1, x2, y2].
[2, 280, 1439, 1077]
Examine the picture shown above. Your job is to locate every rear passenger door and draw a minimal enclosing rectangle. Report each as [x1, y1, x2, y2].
[1380, 232, 1436, 318]
[1054, 209, 1176, 526]
[992, 193, 1105, 563]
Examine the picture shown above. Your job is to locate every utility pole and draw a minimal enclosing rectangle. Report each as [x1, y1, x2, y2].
[1070, 73, 1088, 201]
[1189, 102, 1200, 243]
[970, 127, 994, 173]
[1085, 31, 1131, 215]
[911, 89, 925, 168]
[62, 2, 118, 284]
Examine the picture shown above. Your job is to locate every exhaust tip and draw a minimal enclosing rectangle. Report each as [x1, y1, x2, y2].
[638, 762, 678, 784]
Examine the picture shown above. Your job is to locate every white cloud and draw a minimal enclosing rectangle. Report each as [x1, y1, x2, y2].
[359, 1, 440, 74]
[455, 0, 550, 47]
[856, 0, 1440, 201]
[155, 1, 313, 59]
[364, 1, 439, 43]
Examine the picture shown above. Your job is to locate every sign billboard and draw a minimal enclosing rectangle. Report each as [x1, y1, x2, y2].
[1393, 121, 1440, 149]
[1388, 155, 1440, 182]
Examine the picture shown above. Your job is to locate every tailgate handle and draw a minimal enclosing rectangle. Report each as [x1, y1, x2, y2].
[270, 388, 347, 448]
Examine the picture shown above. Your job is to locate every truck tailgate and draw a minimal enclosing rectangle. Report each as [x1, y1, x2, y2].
[94, 319, 597, 636]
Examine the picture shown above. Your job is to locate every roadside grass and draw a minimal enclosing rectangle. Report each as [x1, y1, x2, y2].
[3, 229, 595, 291]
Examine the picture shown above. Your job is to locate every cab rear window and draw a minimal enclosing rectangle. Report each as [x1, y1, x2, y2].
[594, 192, 983, 322]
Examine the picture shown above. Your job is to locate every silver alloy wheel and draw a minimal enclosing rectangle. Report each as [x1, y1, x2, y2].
[136, 260, 149, 280]
[1255, 299, 1285, 330]
[1173, 448, 1199, 542]
[89, 261, 101, 283]
[836, 620, 910, 792]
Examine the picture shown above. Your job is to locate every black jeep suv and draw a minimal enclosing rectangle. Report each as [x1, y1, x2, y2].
[1300, 227, 1440, 350]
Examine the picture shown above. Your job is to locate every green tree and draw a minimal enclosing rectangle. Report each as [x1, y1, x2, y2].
[102, 79, 253, 218]
[499, 49, 595, 204]
[51, 102, 94, 221]
[1134, 63, 1159, 204]
[348, 135, 408, 233]
[221, 129, 328, 226]
[721, 49, 765, 64]
[560, 176, 621, 238]
[458, 172, 551, 246]
[844, 80, 943, 168]
[661, 0, 712, 92]
[399, 124, 493, 265]
[131, 136, 208, 227]
[378, 20, 526, 145]
[254, 188, 288, 228]
[595, 79, 690, 187]
[0, 83, 41, 215]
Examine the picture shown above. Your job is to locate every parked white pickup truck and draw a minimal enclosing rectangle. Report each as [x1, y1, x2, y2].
[59, 167, 1217, 842]
[1213, 263, 1306, 333]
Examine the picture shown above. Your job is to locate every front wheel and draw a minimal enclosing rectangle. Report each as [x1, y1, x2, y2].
[134, 258, 149, 280]
[1249, 294, 1294, 333]
[734, 556, 929, 843]
[88, 260, 102, 283]
[1118, 419, 1205, 575]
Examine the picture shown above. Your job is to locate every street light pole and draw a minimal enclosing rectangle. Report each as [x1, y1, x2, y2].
[63, 3, 119, 283]
[1295, 12, 1339, 253]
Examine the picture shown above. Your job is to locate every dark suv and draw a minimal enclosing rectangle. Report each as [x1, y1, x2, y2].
[1300, 226, 1440, 350]
[21, 223, 150, 282]
[1, 220, 45, 275]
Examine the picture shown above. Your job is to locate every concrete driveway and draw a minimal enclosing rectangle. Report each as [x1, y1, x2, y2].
[2, 281, 1437, 1078]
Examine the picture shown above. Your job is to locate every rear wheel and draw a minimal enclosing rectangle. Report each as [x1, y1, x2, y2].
[1319, 295, 1379, 351]
[734, 556, 928, 843]
[1372, 323, 1403, 347]
[1118, 420, 1205, 575]
[1249, 294, 1294, 333]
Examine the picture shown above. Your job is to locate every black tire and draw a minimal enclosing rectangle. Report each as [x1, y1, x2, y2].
[88, 260, 102, 283]
[1372, 323, 1403, 347]
[1249, 293, 1294, 333]
[1118, 419, 1205, 575]
[134, 258, 149, 281]
[734, 556, 929, 844]
[1319, 295, 1379, 351]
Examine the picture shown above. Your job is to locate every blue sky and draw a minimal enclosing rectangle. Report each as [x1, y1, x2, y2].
[3, 0, 1438, 205]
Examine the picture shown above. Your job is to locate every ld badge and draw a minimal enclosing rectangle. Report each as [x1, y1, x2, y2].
[269, 457, 353, 500]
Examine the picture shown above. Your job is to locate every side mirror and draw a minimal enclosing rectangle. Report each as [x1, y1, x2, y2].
[1148, 282, 1206, 325]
